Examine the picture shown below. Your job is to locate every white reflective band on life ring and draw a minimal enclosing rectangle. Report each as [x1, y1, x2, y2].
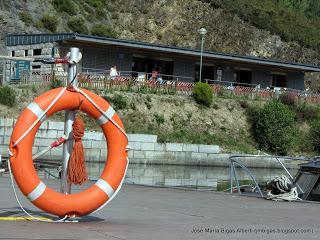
[27, 102, 46, 122]
[95, 179, 114, 198]
[27, 181, 46, 202]
[97, 107, 115, 126]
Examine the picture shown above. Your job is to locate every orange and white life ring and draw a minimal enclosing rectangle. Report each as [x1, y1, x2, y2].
[9, 87, 128, 217]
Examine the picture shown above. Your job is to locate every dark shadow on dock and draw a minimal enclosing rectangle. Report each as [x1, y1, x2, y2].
[0, 207, 105, 222]
[0, 238, 77, 240]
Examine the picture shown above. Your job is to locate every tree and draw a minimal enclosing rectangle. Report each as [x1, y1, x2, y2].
[248, 100, 296, 155]
[40, 14, 58, 32]
[91, 24, 118, 38]
[67, 17, 89, 34]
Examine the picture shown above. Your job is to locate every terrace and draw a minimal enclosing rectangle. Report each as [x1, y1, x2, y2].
[16, 68, 320, 104]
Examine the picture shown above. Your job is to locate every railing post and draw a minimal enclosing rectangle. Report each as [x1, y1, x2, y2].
[60, 47, 80, 194]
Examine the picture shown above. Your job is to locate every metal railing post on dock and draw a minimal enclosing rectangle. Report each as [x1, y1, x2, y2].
[60, 47, 80, 194]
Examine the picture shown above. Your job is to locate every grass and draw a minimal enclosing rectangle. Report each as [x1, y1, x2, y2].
[156, 129, 256, 153]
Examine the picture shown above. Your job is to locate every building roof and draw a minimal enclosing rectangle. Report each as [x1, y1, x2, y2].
[6, 33, 320, 72]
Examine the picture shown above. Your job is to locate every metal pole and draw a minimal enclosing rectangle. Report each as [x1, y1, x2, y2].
[275, 157, 294, 180]
[230, 161, 233, 193]
[233, 161, 264, 198]
[51, 47, 55, 83]
[60, 47, 80, 194]
[233, 164, 241, 194]
[199, 36, 204, 83]
[275, 157, 304, 193]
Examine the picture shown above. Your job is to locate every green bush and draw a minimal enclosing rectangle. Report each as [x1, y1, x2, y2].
[95, 8, 107, 20]
[111, 94, 127, 110]
[40, 14, 58, 32]
[91, 24, 118, 38]
[310, 117, 320, 153]
[50, 78, 63, 89]
[67, 17, 89, 34]
[192, 82, 213, 107]
[85, 0, 104, 8]
[145, 101, 152, 109]
[19, 11, 33, 26]
[0, 86, 16, 107]
[154, 113, 165, 125]
[247, 100, 296, 155]
[53, 0, 77, 15]
[129, 101, 136, 110]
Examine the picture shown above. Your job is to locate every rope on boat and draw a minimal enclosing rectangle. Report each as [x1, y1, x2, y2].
[266, 175, 301, 201]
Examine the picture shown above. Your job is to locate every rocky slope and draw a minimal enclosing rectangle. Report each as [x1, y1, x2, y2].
[0, 85, 256, 153]
[0, 0, 319, 66]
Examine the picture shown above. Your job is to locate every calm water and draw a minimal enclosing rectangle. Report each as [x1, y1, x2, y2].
[44, 162, 298, 191]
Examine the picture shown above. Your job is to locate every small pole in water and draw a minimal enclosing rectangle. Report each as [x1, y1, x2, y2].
[60, 48, 80, 194]
[230, 161, 233, 193]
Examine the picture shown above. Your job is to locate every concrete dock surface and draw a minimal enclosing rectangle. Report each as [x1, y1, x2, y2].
[0, 175, 319, 240]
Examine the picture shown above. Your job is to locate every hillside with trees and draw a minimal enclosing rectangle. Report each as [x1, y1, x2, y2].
[205, 0, 320, 50]
[0, 0, 320, 67]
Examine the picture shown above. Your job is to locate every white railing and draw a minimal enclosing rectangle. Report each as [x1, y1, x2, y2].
[204, 79, 258, 88]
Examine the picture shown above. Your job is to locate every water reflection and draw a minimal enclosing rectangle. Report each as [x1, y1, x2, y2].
[43, 162, 297, 191]
[88, 162, 297, 191]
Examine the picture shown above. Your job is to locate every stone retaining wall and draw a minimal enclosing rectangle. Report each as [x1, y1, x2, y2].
[0, 118, 302, 168]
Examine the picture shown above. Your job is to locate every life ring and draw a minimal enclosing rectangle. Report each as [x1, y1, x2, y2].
[9, 87, 128, 217]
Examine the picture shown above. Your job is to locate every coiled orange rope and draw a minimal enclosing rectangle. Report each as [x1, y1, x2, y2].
[67, 116, 88, 185]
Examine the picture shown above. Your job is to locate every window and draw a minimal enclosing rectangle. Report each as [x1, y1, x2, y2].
[11, 51, 15, 57]
[194, 65, 215, 82]
[25, 50, 28, 56]
[132, 57, 173, 80]
[33, 49, 42, 56]
[272, 74, 287, 88]
[32, 65, 41, 70]
[234, 70, 252, 86]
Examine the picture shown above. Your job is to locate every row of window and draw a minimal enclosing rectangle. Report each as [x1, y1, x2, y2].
[11, 49, 42, 57]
